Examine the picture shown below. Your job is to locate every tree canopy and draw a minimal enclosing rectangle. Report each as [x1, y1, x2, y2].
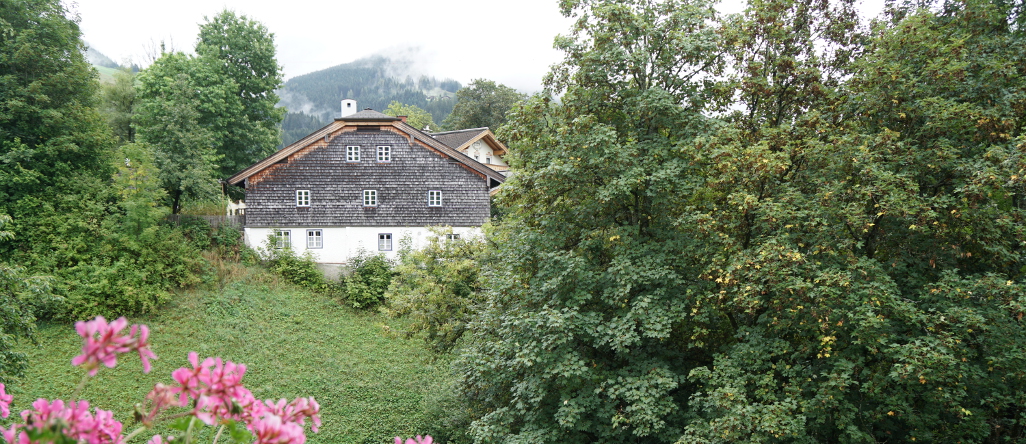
[384, 101, 436, 131]
[442, 79, 526, 131]
[196, 10, 285, 179]
[0, 0, 113, 207]
[455, 0, 1026, 442]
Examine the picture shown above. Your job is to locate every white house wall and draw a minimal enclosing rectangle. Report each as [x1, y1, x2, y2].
[245, 226, 480, 263]
[469, 140, 508, 167]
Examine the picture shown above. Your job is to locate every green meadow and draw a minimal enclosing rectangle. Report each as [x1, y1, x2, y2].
[10, 267, 450, 444]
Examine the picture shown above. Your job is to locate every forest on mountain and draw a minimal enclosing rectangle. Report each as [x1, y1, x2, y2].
[277, 56, 462, 145]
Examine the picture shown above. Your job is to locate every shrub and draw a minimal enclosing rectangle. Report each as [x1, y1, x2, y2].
[339, 250, 395, 309]
[260, 235, 328, 290]
[383, 228, 486, 353]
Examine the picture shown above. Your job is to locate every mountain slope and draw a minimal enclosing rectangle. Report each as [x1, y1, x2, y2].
[277, 54, 460, 146]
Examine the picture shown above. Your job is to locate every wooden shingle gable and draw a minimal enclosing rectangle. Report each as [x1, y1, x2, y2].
[243, 129, 491, 228]
[228, 119, 505, 188]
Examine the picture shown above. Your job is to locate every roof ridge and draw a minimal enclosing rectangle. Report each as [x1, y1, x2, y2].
[428, 127, 490, 135]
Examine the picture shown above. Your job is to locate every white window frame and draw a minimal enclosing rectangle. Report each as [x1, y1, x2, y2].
[378, 233, 392, 251]
[445, 233, 460, 241]
[346, 146, 360, 162]
[306, 229, 322, 249]
[274, 230, 291, 249]
[296, 190, 310, 207]
[363, 190, 377, 207]
[377, 145, 391, 162]
[428, 190, 442, 207]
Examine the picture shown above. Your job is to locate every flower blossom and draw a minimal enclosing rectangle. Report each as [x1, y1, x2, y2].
[260, 397, 321, 433]
[250, 413, 306, 444]
[0, 384, 12, 419]
[13, 399, 123, 444]
[395, 435, 433, 444]
[171, 352, 253, 425]
[71, 316, 157, 376]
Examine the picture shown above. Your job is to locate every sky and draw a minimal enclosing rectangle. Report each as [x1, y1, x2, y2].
[70, 0, 884, 94]
[71, 0, 580, 93]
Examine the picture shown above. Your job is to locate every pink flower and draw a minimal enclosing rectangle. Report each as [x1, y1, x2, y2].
[0, 384, 12, 418]
[18, 399, 123, 444]
[71, 316, 157, 376]
[261, 397, 321, 433]
[250, 413, 306, 444]
[171, 353, 255, 425]
[395, 435, 433, 444]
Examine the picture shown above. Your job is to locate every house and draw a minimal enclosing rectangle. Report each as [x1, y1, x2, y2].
[428, 128, 510, 175]
[227, 104, 506, 265]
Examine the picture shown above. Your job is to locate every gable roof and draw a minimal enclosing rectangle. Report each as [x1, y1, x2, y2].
[429, 127, 508, 156]
[227, 113, 505, 187]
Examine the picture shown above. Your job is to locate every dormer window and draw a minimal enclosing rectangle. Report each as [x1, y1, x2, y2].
[347, 146, 360, 162]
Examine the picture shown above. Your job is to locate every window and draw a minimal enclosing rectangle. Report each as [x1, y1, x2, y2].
[296, 190, 310, 207]
[363, 190, 377, 206]
[485, 156, 491, 164]
[346, 146, 360, 162]
[377, 145, 391, 162]
[445, 233, 461, 241]
[428, 190, 442, 207]
[378, 233, 392, 251]
[306, 229, 322, 248]
[274, 230, 291, 249]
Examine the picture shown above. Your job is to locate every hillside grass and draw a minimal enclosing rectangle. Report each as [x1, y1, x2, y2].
[8, 266, 452, 443]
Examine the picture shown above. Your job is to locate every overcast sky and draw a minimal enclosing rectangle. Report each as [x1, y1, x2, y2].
[71, 0, 883, 94]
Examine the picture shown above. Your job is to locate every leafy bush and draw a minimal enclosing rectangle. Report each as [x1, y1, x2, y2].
[339, 250, 395, 309]
[383, 228, 486, 353]
[2, 177, 206, 321]
[260, 235, 327, 290]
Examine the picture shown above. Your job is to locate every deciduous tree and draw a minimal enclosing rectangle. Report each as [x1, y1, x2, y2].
[384, 101, 436, 131]
[441, 79, 526, 130]
[196, 10, 285, 179]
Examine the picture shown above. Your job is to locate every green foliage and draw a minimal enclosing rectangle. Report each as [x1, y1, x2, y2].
[0, 0, 114, 206]
[0, 215, 56, 384]
[115, 142, 168, 237]
[4, 176, 205, 321]
[195, 10, 285, 179]
[442, 79, 527, 131]
[384, 101, 436, 131]
[455, 0, 1026, 443]
[135, 52, 222, 214]
[384, 228, 486, 354]
[99, 68, 137, 144]
[261, 235, 328, 290]
[340, 250, 396, 309]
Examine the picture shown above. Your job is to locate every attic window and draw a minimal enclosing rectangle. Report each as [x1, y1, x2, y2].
[363, 190, 377, 207]
[428, 190, 442, 207]
[356, 126, 379, 132]
[296, 190, 310, 207]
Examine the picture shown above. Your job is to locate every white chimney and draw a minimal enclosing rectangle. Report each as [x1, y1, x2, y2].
[341, 99, 357, 117]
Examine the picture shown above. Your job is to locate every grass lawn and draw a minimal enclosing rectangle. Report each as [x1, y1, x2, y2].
[8, 267, 452, 443]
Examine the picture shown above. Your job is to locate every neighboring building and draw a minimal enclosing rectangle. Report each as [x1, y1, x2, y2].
[227, 107, 506, 264]
[428, 128, 510, 175]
